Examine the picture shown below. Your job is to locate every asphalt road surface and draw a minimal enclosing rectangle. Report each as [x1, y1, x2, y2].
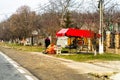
[0, 52, 28, 80]
[0, 47, 100, 80]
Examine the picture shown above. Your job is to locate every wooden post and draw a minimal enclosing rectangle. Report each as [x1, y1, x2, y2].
[106, 31, 110, 51]
[88, 38, 91, 52]
[115, 33, 119, 54]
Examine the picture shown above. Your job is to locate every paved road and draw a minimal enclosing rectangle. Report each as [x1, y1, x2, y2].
[0, 52, 29, 80]
[0, 47, 120, 80]
[0, 47, 100, 80]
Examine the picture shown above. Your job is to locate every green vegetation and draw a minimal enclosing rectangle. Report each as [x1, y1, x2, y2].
[1, 42, 120, 62]
[0, 42, 44, 52]
[56, 53, 120, 62]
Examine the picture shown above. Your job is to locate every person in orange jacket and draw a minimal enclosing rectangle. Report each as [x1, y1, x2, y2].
[45, 43, 56, 54]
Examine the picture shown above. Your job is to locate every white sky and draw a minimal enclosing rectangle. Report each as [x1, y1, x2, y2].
[0, 0, 48, 21]
[0, 0, 120, 22]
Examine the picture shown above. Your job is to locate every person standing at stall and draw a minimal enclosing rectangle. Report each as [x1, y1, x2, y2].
[45, 37, 50, 49]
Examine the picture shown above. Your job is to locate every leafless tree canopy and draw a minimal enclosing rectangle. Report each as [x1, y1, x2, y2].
[0, 0, 120, 41]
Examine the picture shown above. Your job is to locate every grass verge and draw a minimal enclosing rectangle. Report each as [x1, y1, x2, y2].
[0, 42, 44, 52]
[1, 42, 120, 62]
[56, 53, 120, 62]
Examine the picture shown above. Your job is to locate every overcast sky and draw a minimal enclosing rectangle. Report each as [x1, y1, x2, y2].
[0, 0, 120, 22]
[0, 0, 48, 21]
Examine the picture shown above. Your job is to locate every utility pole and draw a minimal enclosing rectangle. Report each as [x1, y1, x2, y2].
[99, 0, 104, 54]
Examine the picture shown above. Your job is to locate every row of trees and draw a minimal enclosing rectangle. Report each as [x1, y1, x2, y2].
[0, 0, 120, 42]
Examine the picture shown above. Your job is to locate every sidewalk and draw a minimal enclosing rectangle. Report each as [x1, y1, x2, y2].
[60, 57, 120, 80]
[61, 60, 120, 80]
[33, 52, 120, 80]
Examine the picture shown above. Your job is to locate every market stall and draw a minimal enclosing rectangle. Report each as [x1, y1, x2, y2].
[56, 28, 94, 38]
[56, 28, 100, 53]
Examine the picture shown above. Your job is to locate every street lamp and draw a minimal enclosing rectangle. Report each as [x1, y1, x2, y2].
[99, 0, 104, 54]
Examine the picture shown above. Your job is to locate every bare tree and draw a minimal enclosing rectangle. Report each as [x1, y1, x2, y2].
[83, 0, 120, 31]
[7, 6, 41, 40]
[48, 0, 84, 26]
